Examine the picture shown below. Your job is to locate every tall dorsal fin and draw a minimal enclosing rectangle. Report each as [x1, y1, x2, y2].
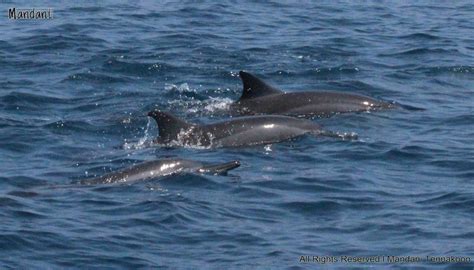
[238, 71, 282, 101]
[147, 110, 194, 140]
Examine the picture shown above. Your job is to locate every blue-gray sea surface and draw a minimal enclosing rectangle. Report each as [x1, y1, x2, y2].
[1, 1, 473, 269]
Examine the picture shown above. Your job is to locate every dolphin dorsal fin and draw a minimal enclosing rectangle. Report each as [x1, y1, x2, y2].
[147, 110, 193, 140]
[238, 71, 282, 101]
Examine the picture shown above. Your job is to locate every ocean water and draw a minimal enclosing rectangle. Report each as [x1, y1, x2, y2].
[1, 1, 473, 269]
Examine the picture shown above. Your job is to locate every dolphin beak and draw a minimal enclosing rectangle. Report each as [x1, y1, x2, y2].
[199, 160, 241, 175]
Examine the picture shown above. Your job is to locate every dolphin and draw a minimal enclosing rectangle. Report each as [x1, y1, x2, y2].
[147, 110, 356, 148]
[78, 159, 240, 185]
[230, 71, 396, 117]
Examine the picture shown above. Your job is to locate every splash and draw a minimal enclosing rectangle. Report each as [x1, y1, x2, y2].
[164, 81, 233, 116]
[163, 129, 214, 149]
[168, 96, 232, 115]
[165, 83, 194, 93]
[338, 132, 359, 140]
[203, 97, 232, 113]
[318, 130, 359, 140]
[122, 118, 154, 150]
[264, 144, 273, 154]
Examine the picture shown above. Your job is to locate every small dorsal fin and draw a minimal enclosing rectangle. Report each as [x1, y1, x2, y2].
[238, 71, 282, 101]
[147, 110, 193, 140]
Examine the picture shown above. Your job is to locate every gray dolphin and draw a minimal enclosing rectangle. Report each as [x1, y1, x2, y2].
[230, 71, 395, 117]
[147, 110, 356, 148]
[79, 159, 240, 185]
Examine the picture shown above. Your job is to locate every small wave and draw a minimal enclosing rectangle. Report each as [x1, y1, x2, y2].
[43, 120, 100, 133]
[15, 33, 106, 52]
[103, 58, 175, 77]
[16, 34, 75, 48]
[264, 66, 360, 81]
[2, 176, 47, 189]
[67, 6, 105, 13]
[241, 47, 269, 53]
[310, 65, 360, 75]
[7, 191, 39, 198]
[10, 209, 46, 219]
[278, 200, 342, 214]
[379, 48, 461, 57]
[1, 92, 69, 106]
[63, 72, 130, 84]
[0, 196, 23, 207]
[411, 65, 474, 76]
[381, 145, 432, 161]
[416, 192, 474, 211]
[2, 59, 49, 71]
[0, 117, 30, 129]
[398, 33, 441, 40]
[0, 234, 32, 251]
[397, 103, 426, 111]
[442, 114, 474, 126]
[161, 174, 224, 190]
[23, 41, 72, 51]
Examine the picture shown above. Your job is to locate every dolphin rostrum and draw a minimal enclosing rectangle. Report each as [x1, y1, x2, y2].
[230, 71, 395, 117]
[79, 159, 240, 185]
[147, 110, 356, 148]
